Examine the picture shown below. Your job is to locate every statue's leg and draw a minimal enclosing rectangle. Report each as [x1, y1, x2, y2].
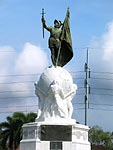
[67, 99, 73, 118]
[55, 41, 61, 66]
[50, 48, 56, 66]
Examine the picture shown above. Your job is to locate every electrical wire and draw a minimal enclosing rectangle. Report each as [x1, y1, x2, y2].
[0, 80, 35, 84]
[90, 103, 113, 107]
[91, 71, 113, 75]
[0, 111, 37, 114]
[89, 107, 113, 112]
[90, 87, 113, 91]
[0, 96, 36, 99]
[1, 69, 113, 115]
[0, 105, 38, 109]
[90, 93, 113, 97]
[90, 77, 113, 81]
[0, 73, 40, 78]
[0, 102, 113, 109]
[0, 93, 85, 99]
[0, 87, 85, 94]
[0, 71, 85, 78]
[0, 89, 34, 94]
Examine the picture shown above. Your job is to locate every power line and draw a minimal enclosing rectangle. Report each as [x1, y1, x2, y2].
[90, 93, 113, 97]
[0, 80, 35, 84]
[0, 103, 84, 109]
[1, 76, 113, 85]
[73, 102, 84, 105]
[0, 104, 85, 109]
[0, 79, 85, 85]
[91, 71, 113, 75]
[0, 93, 85, 99]
[74, 107, 113, 112]
[70, 71, 85, 73]
[0, 96, 36, 99]
[90, 77, 113, 81]
[0, 105, 38, 109]
[1, 71, 113, 83]
[89, 107, 113, 112]
[0, 111, 37, 114]
[0, 102, 113, 109]
[0, 108, 85, 114]
[73, 102, 113, 107]
[90, 87, 113, 91]
[90, 103, 113, 107]
[0, 73, 40, 78]
[73, 108, 85, 110]
[1, 107, 113, 114]
[0, 87, 85, 94]
[0, 71, 85, 78]
[73, 77, 85, 80]
[0, 89, 34, 94]
[1, 47, 113, 53]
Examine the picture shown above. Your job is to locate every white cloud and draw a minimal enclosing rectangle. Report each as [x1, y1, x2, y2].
[102, 22, 113, 61]
[15, 42, 48, 74]
[0, 43, 49, 120]
[89, 21, 113, 72]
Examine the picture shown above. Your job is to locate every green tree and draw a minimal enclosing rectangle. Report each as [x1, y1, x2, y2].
[0, 116, 18, 150]
[12, 112, 37, 123]
[89, 125, 113, 150]
[0, 112, 37, 150]
[12, 112, 37, 149]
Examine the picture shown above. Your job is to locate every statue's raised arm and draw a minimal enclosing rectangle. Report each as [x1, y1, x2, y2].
[42, 17, 52, 32]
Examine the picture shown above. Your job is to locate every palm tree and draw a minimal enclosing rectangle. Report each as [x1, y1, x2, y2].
[0, 116, 18, 150]
[12, 112, 37, 149]
[12, 112, 37, 123]
[0, 112, 37, 150]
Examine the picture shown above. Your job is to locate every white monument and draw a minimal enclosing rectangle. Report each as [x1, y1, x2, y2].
[20, 66, 91, 150]
[20, 7, 90, 150]
[35, 66, 77, 123]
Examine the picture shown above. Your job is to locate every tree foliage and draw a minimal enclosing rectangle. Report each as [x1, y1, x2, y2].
[89, 125, 113, 149]
[0, 112, 37, 150]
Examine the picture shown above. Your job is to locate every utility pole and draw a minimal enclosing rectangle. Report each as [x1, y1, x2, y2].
[84, 48, 90, 126]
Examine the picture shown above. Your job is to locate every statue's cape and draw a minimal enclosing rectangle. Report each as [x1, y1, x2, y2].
[58, 9, 73, 67]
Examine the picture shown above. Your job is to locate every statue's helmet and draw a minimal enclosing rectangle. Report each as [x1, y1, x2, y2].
[54, 19, 62, 28]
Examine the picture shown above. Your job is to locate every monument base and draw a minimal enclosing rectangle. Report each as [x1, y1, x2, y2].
[20, 122, 90, 150]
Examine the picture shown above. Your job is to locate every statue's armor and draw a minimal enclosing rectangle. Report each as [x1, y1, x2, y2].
[50, 28, 61, 39]
[49, 27, 61, 49]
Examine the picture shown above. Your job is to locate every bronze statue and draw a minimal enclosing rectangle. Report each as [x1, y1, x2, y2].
[42, 8, 73, 67]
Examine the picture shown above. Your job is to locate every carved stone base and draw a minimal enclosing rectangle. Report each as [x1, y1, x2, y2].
[72, 124, 90, 150]
[20, 122, 90, 150]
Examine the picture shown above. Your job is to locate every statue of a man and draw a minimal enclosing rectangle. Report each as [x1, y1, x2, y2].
[42, 8, 73, 67]
[42, 18, 63, 66]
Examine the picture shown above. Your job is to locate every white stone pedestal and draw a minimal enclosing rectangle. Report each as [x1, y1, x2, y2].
[20, 122, 90, 150]
[72, 124, 90, 150]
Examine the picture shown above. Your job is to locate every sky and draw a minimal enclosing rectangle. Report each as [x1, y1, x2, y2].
[0, 0, 113, 131]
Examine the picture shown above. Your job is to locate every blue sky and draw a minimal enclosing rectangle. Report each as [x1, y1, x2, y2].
[1, 0, 113, 131]
[1, 0, 113, 48]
